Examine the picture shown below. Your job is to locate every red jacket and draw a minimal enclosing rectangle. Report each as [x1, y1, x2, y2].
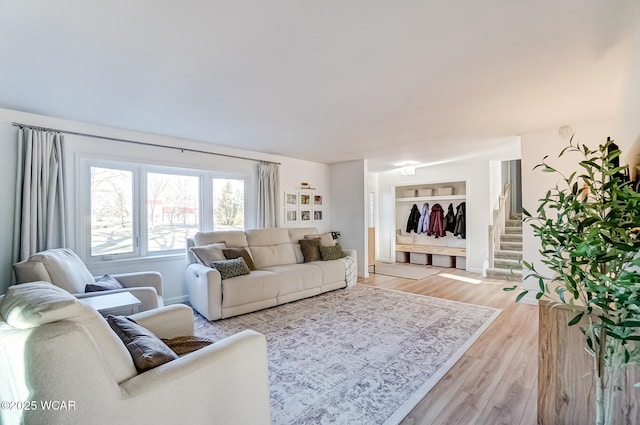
[427, 203, 446, 238]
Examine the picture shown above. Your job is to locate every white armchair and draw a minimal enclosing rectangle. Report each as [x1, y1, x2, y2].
[13, 248, 163, 312]
[0, 282, 272, 425]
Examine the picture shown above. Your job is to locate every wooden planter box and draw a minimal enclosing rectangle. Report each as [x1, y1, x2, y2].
[538, 301, 640, 425]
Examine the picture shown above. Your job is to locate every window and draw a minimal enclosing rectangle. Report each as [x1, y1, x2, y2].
[147, 173, 200, 252]
[213, 178, 245, 230]
[90, 167, 134, 256]
[83, 160, 246, 260]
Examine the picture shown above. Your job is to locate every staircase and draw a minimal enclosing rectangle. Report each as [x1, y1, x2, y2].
[486, 213, 523, 282]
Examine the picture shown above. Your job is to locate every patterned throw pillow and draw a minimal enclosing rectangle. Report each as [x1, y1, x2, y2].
[318, 244, 346, 261]
[162, 336, 214, 356]
[211, 258, 251, 280]
[222, 247, 256, 270]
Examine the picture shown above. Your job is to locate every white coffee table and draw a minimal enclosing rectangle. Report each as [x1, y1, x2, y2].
[80, 292, 141, 317]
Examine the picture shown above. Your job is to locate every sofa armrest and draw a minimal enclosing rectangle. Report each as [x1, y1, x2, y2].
[107, 271, 163, 296]
[343, 248, 356, 259]
[128, 304, 194, 339]
[186, 263, 222, 321]
[119, 330, 271, 425]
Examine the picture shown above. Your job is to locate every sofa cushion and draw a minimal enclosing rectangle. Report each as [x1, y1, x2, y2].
[211, 258, 251, 280]
[246, 228, 297, 268]
[85, 274, 124, 293]
[287, 227, 319, 244]
[312, 259, 348, 284]
[306, 233, 336, 247]
[299, 238, 322, 262]
[107, 315, 178, 372]
[223, 247, 256, 270]
[19, 248, 95, 294]
[221, 270, 279, 308]
[190, 242, 227, 265]
[194, 231, 248, 248]
[319, 244, 346, 261]
[261, 264, 323, 296]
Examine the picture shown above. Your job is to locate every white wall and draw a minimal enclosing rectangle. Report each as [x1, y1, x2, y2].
[330, 160, 367, 276]
[0, 108, 332, 298]
[614, 14, 640, 175]
[279, 159, 331, 233]
[520, 120, 613, 302]
[377, 160, 493, 272]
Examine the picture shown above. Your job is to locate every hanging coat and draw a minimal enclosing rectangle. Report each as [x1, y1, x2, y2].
[454, 202, 466, 239]
[406, 204, 421, 233]
[417, 203, 430, 234]
[444, 203, 456, 232]
[427, 203, 446, 238]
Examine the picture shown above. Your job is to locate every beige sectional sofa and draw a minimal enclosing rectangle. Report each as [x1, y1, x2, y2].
[186, 227, 357, 320]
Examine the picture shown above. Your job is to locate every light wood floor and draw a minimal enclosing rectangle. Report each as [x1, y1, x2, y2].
[359, 265, 538, 425]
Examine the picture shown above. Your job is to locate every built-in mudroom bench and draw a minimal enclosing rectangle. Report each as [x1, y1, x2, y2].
[395, 244, 466, 269]
[395, 181, 467, 270]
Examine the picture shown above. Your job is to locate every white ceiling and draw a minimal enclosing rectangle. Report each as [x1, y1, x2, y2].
[0, 1, 638, 172]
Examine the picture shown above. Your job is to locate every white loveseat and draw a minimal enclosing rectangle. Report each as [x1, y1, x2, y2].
[186, 227, 357, 320]
[0, 282, 271, 425]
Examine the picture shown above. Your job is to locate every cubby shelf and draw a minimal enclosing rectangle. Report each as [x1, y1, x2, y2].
[396, 194, 466, 202]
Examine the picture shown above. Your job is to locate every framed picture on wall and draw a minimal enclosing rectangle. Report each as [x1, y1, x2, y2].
[300, 193, 311, 206]
[314, 195, 323, 205]
[285, 209, 298, 224]
[313, 210, 323, 221]
[300, 209, 312, 222]
[285, 191, 299, 207]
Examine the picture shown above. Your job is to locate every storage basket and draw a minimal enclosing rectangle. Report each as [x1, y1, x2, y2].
[432, 254, 454, 267]
[410, 252, 430, 265]
[435, 187, 453, 196]
[418, 188, 433, 197]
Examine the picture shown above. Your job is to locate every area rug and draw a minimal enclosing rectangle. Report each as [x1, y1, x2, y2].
[374, 262, 441, 280]
[193, 285, 500, 425]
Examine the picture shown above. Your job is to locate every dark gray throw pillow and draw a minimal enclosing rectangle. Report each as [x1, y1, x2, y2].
[107, 315, 178, 372]
[222, 247, 256, 270]
[85, 274, 124, 293]
[319, 244, 346, 261]
[299, 238, 322, 262]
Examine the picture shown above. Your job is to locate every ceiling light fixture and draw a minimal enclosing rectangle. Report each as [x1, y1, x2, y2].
[400, 165, 415, 176]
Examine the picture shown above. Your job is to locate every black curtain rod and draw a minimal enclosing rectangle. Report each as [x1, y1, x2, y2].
[11, 122, 281, 166]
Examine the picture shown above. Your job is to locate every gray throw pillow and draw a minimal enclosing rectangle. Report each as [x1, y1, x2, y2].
[211, 258, 251, 280]
[190, 242, 227, 265]
[85, 274, 124, 293]
[107, 315, 178, 372]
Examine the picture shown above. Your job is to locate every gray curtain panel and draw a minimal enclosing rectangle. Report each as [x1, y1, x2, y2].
[12, 127, 67, 268]
[257, 162, 279, 228]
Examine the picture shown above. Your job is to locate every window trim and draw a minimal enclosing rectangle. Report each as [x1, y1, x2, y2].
[78, 156, 248, 264]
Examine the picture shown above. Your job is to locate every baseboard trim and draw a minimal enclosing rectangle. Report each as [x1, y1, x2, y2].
[164, 295, 189, 305]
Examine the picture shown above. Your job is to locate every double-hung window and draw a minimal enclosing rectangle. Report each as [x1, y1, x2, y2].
[82, 159, 246, 261]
